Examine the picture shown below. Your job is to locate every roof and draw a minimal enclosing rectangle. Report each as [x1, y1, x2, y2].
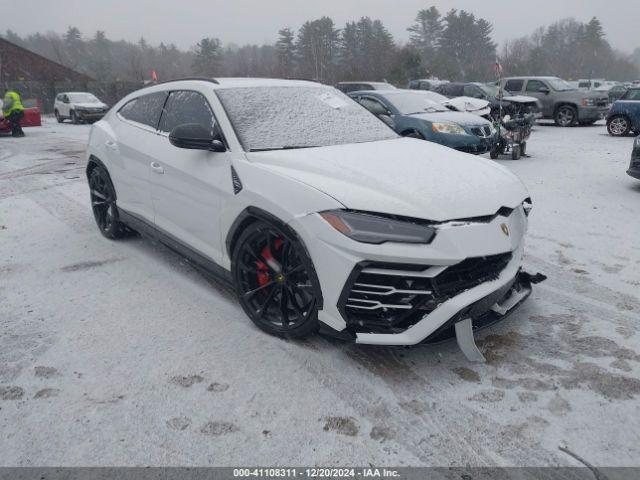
[0, 37, 92, 82]
[502, 76, 561, 80]
[142, 77, 324, 91]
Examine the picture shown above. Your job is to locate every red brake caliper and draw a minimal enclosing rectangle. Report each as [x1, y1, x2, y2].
[256, 239, 283, 288]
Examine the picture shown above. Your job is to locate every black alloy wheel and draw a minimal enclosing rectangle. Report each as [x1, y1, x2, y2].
[89, 166, 127, 239]
[232, 221, 319, 338]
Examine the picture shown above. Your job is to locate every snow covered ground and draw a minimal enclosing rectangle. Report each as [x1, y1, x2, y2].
[1, 117, 639, 467]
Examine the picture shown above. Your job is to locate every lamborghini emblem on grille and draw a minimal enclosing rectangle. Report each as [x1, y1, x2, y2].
[500, 223, 510, 237]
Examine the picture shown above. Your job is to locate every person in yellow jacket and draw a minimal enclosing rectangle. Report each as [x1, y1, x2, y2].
[3, 90, 25, 137]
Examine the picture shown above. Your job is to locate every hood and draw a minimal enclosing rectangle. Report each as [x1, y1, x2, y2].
[73, 102, 108, 109]
[245, 138, 528, 222]
[443, 96, 490, 113]
[502, 95, 539, 104]
[409, 110, 490, 126]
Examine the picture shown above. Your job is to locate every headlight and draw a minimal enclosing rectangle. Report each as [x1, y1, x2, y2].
[581, 98, 595, 107]
[431, 122, 467, 135]
[319, 210, 436, 244]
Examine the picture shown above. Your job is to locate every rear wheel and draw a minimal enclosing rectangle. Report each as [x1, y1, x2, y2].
[232, 220, 319, 339]
[88, 166, 128, 239]
[511, 144, 521, 160]
[54, 110, 63, 123]
[520, 141, 527, 156]
[607, 115, 631, 136]
[554, 105, 577, 127]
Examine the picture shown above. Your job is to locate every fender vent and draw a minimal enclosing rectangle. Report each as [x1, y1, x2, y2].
[230, 166, 243, 194]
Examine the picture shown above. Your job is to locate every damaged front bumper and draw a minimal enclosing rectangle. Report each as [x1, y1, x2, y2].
[451, 270, 546, 362]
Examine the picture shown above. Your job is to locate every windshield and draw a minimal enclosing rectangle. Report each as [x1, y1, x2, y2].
[383, 92, 448, 115]
[547, 78, 575, 91]
[69, 93, 100, 103]
[479, 84, 499, 98]
[216, 86, 397, 151]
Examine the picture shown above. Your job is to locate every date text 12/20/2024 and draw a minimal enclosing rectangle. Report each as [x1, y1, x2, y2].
[233, 468, 400, 478]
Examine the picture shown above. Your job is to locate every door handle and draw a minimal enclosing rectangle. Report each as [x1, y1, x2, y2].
[105, 140, 117, 150]
[150, 162, 164, 174]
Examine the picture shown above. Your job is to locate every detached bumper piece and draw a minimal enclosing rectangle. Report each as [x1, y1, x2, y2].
[452, 270, 546, 362]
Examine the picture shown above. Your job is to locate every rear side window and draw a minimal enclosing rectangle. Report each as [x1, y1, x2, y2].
[118, 91, 167, 129]
[622, 89, 640, 100]
[357, 97, 388, 116]
[504, 80, 524, 92]
[526, 80, 547, 92]
[463, 85, 484, 99]
[158, 91, 216, 136]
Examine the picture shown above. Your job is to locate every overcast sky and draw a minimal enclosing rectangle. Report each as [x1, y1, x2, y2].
[10, 0, 640, 53]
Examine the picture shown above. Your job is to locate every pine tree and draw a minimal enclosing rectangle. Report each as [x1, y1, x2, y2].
[407, 6, 442, 74]
[275, 27, 296, 77]
[192, 38, 222, 76]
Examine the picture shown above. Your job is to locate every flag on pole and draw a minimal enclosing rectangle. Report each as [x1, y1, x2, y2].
[151, 69, 158, 82]
[494, 61, 503, 77]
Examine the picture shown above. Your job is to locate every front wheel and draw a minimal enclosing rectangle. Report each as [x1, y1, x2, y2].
[71, 110, 80, 125]
[554, 105, 577, 127]
[54, 110, 63, 123]
[232, 220, 319, 339]
[607, 115, 631, 136]
[88, 166, 128, 239]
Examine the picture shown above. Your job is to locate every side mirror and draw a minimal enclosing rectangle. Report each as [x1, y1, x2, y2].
[539, 86, 550, 94]
[169, 123, 226, 152]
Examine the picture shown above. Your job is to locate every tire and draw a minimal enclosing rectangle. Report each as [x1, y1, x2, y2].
[520, 141, 527, 156]
[489, 147, 500, 159]
[54, 110, 63, 123]
[402, 130, 425, 139]
[511, 144, 521, 160]
[554, 105, 577, 127]
[88, 165, 128, 239]
[232, 220, 320, 339]
[607, 115, 631, 137]
[71, 110, 80, 125]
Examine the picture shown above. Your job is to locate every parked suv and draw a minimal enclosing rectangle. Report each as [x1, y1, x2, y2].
[434, 82, 541, 119]
[407, 79, 449, 91]
[606, 87, 640, 136]
[85, 78, 543, 360]
[54, 92, 109, 124]
[500, 77, 609, 126]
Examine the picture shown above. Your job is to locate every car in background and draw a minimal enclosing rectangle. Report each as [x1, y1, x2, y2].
[434, 82, 541, 120]
[606, 87, 640, 136]
[407, 78, 449, 91]
[334, 81, 396, 94]
[54, 92, 109, 124]
[0, 98, 41, 134]
[501, 76, 609, 126]
[348, 89, 496, 154]
[628, 135, 640, 180]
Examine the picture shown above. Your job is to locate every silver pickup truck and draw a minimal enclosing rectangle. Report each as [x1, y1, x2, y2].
[500, 76, 609, 127]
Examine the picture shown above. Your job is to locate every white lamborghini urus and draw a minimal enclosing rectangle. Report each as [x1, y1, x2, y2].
[85, 78, 545, 361]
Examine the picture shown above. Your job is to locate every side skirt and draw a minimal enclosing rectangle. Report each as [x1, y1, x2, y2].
[118, 209, 233, 286]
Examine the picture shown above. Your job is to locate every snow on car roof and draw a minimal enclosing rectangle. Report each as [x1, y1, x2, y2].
[215, 78, 325, 89]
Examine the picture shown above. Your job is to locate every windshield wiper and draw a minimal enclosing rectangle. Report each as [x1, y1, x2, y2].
[249, 145, 319, 152]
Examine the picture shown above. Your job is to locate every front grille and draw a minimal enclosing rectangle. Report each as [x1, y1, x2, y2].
[339, 252, 512, 334]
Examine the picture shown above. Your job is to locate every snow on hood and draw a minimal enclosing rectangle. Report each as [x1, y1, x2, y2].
[443, 96, 490, 113]
[409, 110, 491, 126]
[246, 138, 528, 221]
[502, 95, 539, 104]
[73, 102, 108, 109]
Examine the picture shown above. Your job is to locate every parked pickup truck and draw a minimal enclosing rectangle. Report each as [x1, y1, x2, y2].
[501, 76, 609, 127]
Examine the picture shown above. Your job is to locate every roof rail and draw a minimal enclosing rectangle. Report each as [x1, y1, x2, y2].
[143, 77, 219, 88]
